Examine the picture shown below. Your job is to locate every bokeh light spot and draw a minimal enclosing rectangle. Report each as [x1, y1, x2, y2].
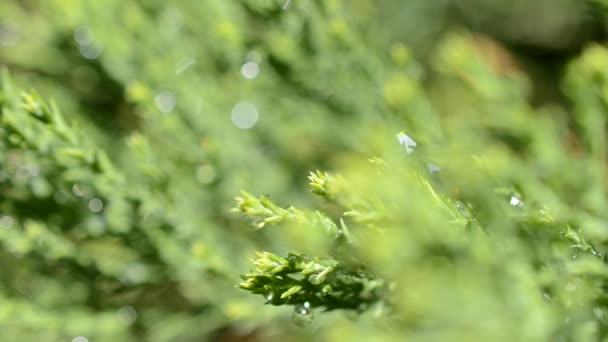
[155, 92, 176, 113]
[88, 198, 104, 213]
[231, 102, 259, 129]
[241, 62, 260, 79]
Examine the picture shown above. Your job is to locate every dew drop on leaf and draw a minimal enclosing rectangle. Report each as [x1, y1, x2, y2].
[265, 292, 274, 304]
[427, 163, 440, 174]
[397, 132, 416, 154]
[509, 195, 523, 207]
[292, 302, 314, 327]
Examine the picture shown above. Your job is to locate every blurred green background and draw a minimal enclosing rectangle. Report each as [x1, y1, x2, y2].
[2, 0, 608, 341]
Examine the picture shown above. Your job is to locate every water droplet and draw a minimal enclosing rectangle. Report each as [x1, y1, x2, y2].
[71, 337, 89, 342]
[176, 57, 196, 75]
[88, 198, 104, 213]
[231, 102, 259, 129]
[292, 302, 313, 327]
[455, 201, 473, 219]
[427, 163, 440, 174]
[118, 305, 137, 325]
[155, 91, 176, 113]
[543, 292, 552, 301]
[572, 254, 577, 259]
[265, 292, 274, 304]
[241, 62, 260, 79]
[509, 196, 523, 207]
[72, 184, 84, 197]
[0, 215, 14, 229]
[397, 132, 416, 154]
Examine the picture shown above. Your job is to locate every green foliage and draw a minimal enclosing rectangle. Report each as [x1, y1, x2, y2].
[234, 30, 608, 342]
[239, 251, 382, 311]
[3, 0, 608, 341]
